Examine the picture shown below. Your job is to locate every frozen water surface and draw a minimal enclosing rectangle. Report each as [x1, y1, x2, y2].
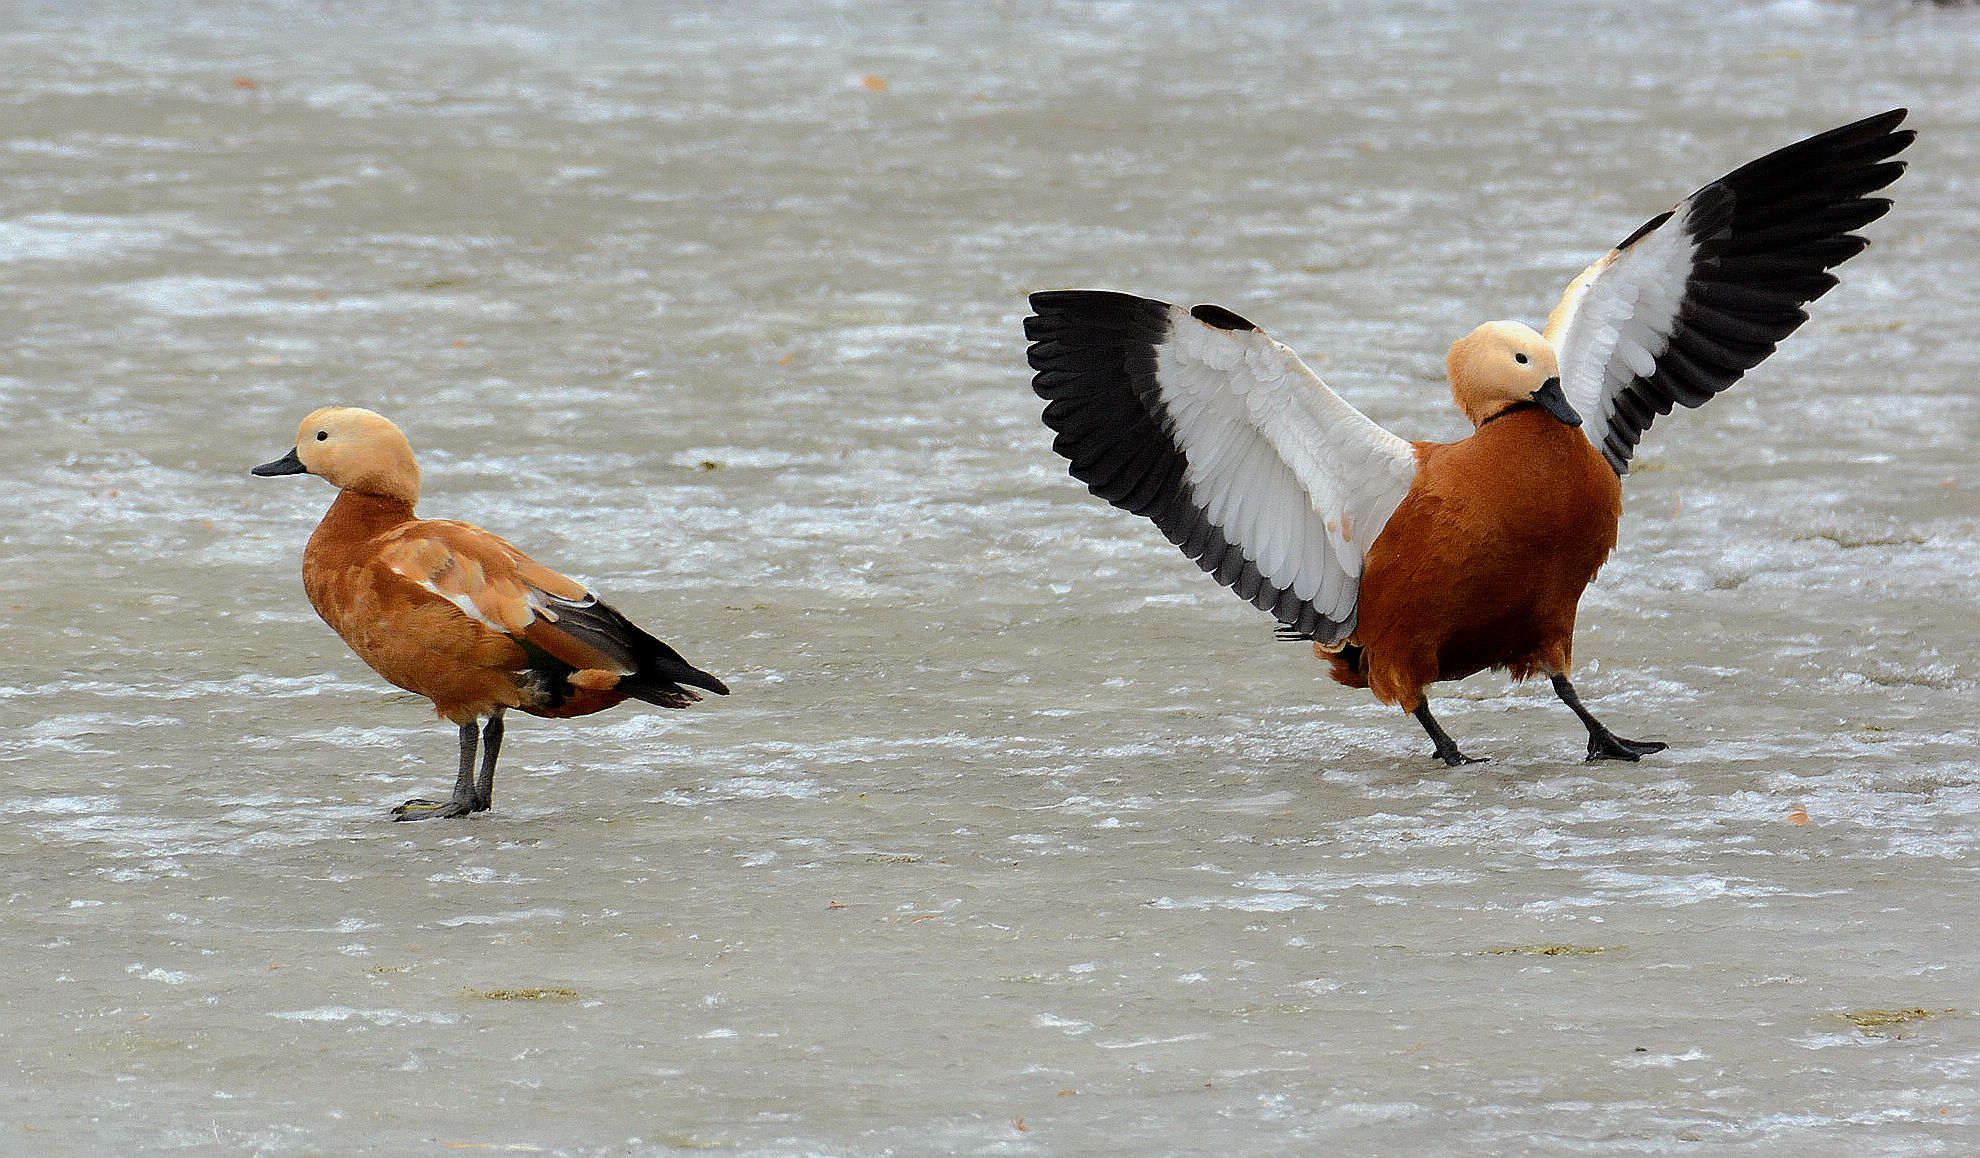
[2, 1, 1977, 1154]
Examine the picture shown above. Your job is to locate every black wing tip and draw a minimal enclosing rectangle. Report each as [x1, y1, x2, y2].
[1025, 290, 1175, 367]
[1793, 107, 1912, 155]
[1028, 288, 1172, 316]
[1855, 107, 1909, 134]
[1025, 289, 1174, 383]
[1602, 108, 1917, 461]
[1188, 302, 1259, 332]
[1616, 207, 1678, 253]
[1625, 109, 1912, 256]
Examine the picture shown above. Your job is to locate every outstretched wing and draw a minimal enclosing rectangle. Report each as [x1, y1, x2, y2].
[378, 523, 727, 700]
[1026, 290, 1418, 643]
[1546, 109, 1913, 474]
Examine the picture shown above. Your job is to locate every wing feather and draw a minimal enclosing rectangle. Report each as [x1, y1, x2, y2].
[1546, 109, 1913, 474]
[1026, 290, 1418, 642]
[378, 522, 727, 700]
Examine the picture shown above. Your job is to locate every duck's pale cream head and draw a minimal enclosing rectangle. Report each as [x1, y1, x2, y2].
[252, 406, 421, 505]
[1445, 321, 1580, 430]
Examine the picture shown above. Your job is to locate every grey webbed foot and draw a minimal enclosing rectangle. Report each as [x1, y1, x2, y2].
[1553, 675, 1666, 763]
[391, 796, 474, 821]
[1585, 733, 1668, 762]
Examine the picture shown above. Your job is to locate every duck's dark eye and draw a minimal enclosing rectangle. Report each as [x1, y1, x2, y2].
[315, 430, 329, 441]
[1514, 352, 1530, 365]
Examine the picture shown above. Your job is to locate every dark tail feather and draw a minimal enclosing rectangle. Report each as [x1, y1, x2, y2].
[630, 633, 729, 698]
[619, 632, 728, 708]
[621, 617, 732, 700]
[621, 666, 728, 707]
[570, 597, 729, 705]
[619, 679, 715, 710]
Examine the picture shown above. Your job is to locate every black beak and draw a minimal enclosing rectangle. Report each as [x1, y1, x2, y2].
[251, 447, 308, 477]
[1530, 376, 1582, 427]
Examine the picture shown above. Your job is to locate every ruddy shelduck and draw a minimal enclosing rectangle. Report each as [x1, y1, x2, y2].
[1026, 110, 1912, 765]
[253, 407, 727, 818]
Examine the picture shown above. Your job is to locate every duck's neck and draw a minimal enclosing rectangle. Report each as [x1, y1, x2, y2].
[308, 489, 417, 557]
[1474, 400, 1540, 429]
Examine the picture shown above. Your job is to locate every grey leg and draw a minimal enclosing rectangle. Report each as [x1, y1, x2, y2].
[391, 721, 480, 821]
[1551, 674, 1668, 762]
[1413, 701, 1487, 767]
[472, 710, 504, 813]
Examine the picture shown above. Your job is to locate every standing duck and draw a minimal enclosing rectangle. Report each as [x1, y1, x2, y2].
[253, 407, 727, 818]
[1026, 110, 1912, 765]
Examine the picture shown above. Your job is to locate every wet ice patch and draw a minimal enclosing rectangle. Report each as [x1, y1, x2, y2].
[128, 964, 191, 984]
[271, 1006, 462, 1027]
[1033, 1013, 1094, 1036]
[1097, 1032, 1212, 1049]
[0, 212, 179, 262]
[11, 714, 149, 755]
[1580, 870, 1784, 906]
[119, 275, 272, 317]
[434, 907, 567, 927]
[427, 866, 542, 885]
[1150, 892, 1318, 914]
[1622, 1047, 1708, 1068]
[704, 775, 827, 801]
[23, 796, 121, 817]
[1153, 866, 1482, 912]
[309, 725, 426, 750]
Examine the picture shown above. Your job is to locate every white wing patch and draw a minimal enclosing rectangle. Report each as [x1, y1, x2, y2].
[410, 577, 511, 633]
[526, 588, 565, 623]
[1158, 308, 1417, 626]
[1549, 199, 1706, 451]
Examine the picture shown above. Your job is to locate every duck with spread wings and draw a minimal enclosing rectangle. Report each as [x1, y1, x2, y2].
[1026, 110, 1913, 765]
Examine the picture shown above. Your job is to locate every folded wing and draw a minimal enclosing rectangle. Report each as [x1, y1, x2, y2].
[379, 524, 728, 704]
[1026, 290, 1418, 643]
[1546, 109, 1913, 474]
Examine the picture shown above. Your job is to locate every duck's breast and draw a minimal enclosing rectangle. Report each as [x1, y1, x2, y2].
[301, 508, 531, 721]
[1355, 412, 1622, 681]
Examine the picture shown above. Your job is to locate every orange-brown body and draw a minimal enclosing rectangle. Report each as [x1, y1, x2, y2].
[256, 405, 725, 819]
[301, 490, 630, 725]
[1327, 405, 1623, 712]
[1028, 113, 1909, 765]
